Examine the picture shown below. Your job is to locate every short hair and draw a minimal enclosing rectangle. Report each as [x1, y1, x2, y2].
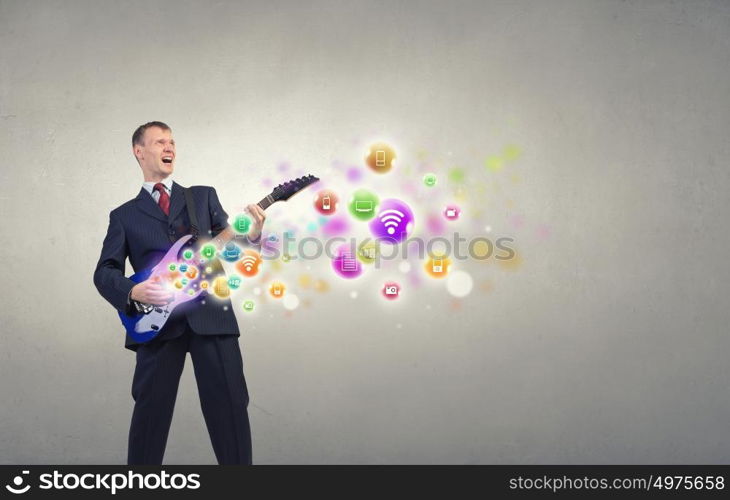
[132, 121, 171, 146]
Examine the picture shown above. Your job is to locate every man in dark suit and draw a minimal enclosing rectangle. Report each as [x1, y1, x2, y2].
[93, 121, 265, 465]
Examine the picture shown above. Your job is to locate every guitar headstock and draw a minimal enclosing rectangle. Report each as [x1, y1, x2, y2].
[271, 174, 320, 203]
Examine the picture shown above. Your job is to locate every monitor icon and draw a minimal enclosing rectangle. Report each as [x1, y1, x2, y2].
[355, 200, 373, 212]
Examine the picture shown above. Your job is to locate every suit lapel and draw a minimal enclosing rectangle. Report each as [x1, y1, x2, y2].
[168, 182, 187, 223]
[135, 187, 167, 223]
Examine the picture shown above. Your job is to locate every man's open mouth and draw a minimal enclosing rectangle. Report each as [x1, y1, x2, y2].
[162, 156, 173, 164]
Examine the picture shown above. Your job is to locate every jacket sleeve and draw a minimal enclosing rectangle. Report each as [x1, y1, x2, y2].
[208, 187, 230, 238]
[93, 210, 137, 313]
[208, 186, 262, 249]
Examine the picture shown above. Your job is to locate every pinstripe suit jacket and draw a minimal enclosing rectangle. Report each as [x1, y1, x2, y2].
[94, 182, 240, 351]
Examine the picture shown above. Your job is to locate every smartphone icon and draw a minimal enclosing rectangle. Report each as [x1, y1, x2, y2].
[375, 150, 386, 167]
[322, 195, 331, 210]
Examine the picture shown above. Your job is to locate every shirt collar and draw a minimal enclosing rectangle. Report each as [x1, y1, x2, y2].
[142, 178, 173, 195]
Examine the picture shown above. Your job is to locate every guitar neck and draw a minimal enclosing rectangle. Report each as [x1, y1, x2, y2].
[257, 195, 274, 211]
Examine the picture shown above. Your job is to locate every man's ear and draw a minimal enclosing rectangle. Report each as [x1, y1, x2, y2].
[133, 145, 142, 162]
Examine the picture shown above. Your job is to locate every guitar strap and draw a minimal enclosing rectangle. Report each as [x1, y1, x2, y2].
[183, 188, 200, 243]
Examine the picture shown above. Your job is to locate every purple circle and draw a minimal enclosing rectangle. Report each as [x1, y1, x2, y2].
[369, 198, 414, 243]
[331, 244, 363, 279]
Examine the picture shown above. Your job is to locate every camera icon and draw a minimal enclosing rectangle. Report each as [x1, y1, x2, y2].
[382, 282, 401, 300]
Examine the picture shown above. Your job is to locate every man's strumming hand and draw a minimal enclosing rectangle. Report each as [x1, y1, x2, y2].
[130, 279, 174, 306]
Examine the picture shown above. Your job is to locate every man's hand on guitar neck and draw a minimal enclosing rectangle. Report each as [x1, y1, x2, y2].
[244, 203, 266, 242]
[213, 203, 267, 249]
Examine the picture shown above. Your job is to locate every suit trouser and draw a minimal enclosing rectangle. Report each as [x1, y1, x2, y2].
[127, 325, 252, 464]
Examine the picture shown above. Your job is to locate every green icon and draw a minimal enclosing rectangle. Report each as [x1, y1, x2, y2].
[181, 278, 189, 285]
[357, 240, 379, 264]
[233, 214, 251, 234]
[168, 263, 176, 271]
[201, 244, 216, 259]
[348, 189, 379, 221]
[424, 173, 437, 187]
[228, 276, 242, 290]
[187, 289, 195, 296]
[183, 249, 194, 260]
[243, 300, 255, 312]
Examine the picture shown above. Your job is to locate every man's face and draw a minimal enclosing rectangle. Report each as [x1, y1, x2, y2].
[133, 126, 176, 180]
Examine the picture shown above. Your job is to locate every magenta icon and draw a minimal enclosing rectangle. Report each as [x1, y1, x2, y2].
[332, 244, 363, 279]
[368, 198, 414, 243]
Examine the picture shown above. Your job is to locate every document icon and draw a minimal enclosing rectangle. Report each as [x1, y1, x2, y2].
[341, 252, 357, 271]
[432, 259, 443, 273]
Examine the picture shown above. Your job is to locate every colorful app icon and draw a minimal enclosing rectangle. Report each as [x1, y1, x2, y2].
[243, 300, 255, 312]
[423, 173, 437, 187]
[233, 214, 251, 234]
[314, 189, 339, 215]
[365, 142, 396, 173]
[348, 189, 379, 221]
[228, 275, 242, 290]
[357, 240, 379, 264]
[212, 276, 231, 298]
[332, 244, 363, 279]
[183, 249, 194, 260]
[220, 242, 241, 262]
[201, 244, 216, 260]
[424, 255, 451, 278]
[444, 204, 460, 221]
[235, 249, 263, 277]
[269, 281, 286, 298]
[382, 282, 401, 300]
[369, 198, 414, 243]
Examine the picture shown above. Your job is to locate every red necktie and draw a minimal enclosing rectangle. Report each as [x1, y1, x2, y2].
[154, 183, 170, 216]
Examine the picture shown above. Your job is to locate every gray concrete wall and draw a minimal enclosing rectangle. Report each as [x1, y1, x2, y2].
[1, 0, 729, 463]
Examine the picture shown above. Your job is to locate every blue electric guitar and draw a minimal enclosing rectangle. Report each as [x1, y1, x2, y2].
[119, 174, 319, 342]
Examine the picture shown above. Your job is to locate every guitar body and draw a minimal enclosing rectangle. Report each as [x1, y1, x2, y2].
[118, 234, 204, 343]
[117, 175, 320, 344]
[118, 267, 159, 343]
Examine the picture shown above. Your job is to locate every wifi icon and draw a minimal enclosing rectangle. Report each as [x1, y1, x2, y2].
[240, 255, 257, 272]
[369, 199, 414, 243]
[235, 250, 262, 277]
[379, 209, 405, 235]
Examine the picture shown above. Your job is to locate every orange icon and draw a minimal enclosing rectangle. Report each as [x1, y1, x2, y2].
[424, 255, 451, 279]
[212, 277, 231, 299]
[235, 249, 263, 277]
[365, 142, 396, 173]
[269, 281, 286, 298]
